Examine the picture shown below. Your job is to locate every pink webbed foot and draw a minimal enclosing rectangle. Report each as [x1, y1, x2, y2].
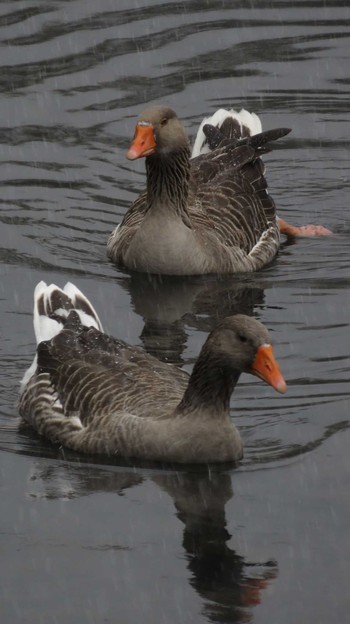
[291, 224, 333, 237]
[277, 217, 332, 237]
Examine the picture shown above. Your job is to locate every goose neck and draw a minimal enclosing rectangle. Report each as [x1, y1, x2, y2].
[145, 146, 191, 217]
[177, 346, 240, 417]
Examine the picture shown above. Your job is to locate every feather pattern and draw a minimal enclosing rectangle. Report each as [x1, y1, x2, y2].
[108, 106, 290, 275]
[19, 282, 286, 464]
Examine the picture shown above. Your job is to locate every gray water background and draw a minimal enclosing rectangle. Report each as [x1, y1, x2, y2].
[0, 1, 349, 622]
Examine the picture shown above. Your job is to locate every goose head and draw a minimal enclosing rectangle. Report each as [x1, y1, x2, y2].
[126, 106, 189, 160]
[205, 315, 287, 394]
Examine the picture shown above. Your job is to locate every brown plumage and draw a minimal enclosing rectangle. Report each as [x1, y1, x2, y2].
[107, 105, 291, 275]
[19, 282, 287, 464]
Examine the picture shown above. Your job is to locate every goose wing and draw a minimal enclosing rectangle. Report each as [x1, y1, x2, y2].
[189, 152, 279, 253]
[190, 126, 290, 188]
[108, 190, 148, 263]
[21, 310, 188, 429]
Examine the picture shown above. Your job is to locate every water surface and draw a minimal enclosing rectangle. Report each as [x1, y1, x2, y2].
[0, 1, 349, 622]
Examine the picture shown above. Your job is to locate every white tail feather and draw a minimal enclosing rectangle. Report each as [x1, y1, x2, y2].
[237, 110, 262, 135]
[63, 282, 103, 332]
[191, 108, 263, 158]
[33, 281, 62, 344]
[20, 355, 38, 393]
[21, 281, 103, 392]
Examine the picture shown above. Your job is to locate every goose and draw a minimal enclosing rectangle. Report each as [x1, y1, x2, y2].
[107, 106, 331, 275]
[19, 282, 287, 464]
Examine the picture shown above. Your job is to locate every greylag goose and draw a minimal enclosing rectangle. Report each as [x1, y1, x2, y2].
[107, 106, 330, 275]
[108, 106, 286, 275]
[19, 282, 287, 464]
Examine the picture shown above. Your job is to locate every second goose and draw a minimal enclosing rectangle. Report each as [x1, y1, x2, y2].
[19, 281, 287, 464]
[108, 106, 290, 275]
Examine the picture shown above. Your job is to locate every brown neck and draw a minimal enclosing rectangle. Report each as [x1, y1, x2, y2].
[177, 344, 240, 416]
[145, 146, 191, 220]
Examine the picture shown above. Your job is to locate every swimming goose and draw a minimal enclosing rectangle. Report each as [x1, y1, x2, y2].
[107, 105, 290, 275]
[107, 106, 330, 275]
[19, 282, 287, 464]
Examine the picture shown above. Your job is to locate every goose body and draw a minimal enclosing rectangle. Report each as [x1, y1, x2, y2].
[108, 106, 291, 275]
[19, 282, 286, 464]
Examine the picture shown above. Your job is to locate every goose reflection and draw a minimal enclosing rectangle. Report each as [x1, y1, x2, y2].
[154, 470, 277, 623]
[120, 273, 266, 365]
[26, 459, 278, 622]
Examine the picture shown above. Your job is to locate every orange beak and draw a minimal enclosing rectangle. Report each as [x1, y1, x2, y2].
[251, 345, 287, 394]
[126, 124, 157, 160]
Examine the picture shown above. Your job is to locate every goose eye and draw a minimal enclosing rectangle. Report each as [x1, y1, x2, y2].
[160, 117, 168, 127]
[238, 335, 247, 343]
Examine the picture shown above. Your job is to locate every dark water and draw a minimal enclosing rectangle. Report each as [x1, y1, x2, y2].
[1, 1, 349, 622]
